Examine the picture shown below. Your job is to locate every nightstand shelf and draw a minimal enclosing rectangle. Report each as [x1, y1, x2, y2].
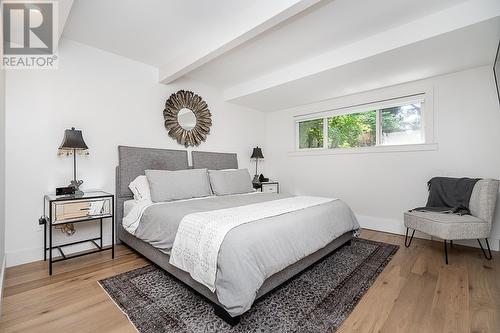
[48, 238, 113, 263]
[42, 191, 114, 275]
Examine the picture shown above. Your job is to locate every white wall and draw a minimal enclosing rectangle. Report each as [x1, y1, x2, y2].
[0, 67, 5, 312]
[5, 38, 266, 266]
[265, 66, 500, 248]
[5, 37, 499, 268]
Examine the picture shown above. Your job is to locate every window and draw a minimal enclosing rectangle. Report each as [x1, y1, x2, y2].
[296, 96, 426, 151]
[380, 103, 422, 145]
[298, 118, 324, 149]
[328, 110, 376, 148]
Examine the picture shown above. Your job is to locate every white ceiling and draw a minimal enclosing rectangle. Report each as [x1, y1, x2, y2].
[61, 0, 500, 112]
[187, 0, 469, 88]
[227, 18, 500, 111]
[63, 0, 304, 67]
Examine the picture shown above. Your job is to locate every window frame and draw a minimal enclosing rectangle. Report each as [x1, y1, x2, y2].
[294, 93, 434, 153]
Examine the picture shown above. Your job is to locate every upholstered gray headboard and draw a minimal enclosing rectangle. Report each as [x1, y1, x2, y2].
[192, 151, 238, 170]
[115, 146, 189, 242]
[115, 146, 238, 244]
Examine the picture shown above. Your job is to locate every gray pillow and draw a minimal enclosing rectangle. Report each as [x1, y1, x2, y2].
[145, 168, 211, 202]
[208, 169, 254, 196]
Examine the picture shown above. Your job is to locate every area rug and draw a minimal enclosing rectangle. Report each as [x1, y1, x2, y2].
[99, 238, 398, 333]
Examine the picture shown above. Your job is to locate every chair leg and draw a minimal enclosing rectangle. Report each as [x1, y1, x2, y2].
[405, 227, 415, 248]
[450, 240, 453, 247]
[477, 239, 492, 260]
[444, 240, 449, 265]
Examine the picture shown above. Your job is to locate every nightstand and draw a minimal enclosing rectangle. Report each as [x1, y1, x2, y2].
[260, 181, 280, 194]
[41, 191, 114, 275]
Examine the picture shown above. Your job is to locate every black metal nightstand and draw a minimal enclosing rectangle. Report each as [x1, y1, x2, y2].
[41, 191, 114, 275]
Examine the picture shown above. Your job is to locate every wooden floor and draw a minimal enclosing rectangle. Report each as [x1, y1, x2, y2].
[0, 229, 499, 333]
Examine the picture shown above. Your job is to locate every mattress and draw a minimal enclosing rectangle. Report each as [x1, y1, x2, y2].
[125, 192, 360, 316]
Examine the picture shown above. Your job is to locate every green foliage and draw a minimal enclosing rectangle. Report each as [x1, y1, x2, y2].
[298, 119, 323, 148]
[298, 103, 422, 149]
[328, 111, 376, 148]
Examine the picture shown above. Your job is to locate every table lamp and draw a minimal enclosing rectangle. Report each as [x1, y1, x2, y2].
[251, 146, 264, 184]
[58, 127, 88, 195]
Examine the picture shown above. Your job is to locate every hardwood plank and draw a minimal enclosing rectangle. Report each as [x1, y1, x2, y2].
[380, 271, 437, 333]
[0, 260, 147, 325]
[0, 231, 499, 333]
[4, 251, 144, 297]
[428, 262, 470, 333]
[467, 246, 499, 333]
[336, 263, 408, 333]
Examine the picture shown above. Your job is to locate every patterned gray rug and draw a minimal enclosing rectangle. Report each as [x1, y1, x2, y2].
[99, 238, 398, 333]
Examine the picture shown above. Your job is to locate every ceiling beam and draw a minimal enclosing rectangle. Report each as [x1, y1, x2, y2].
[158, 0, 321, 84]
[224, 0, 500, 102]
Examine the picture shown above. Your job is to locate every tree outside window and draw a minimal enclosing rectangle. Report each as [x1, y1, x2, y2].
[297, 101, 423, 150]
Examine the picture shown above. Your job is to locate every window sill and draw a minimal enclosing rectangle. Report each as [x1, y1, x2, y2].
[288, 143, 438, 157]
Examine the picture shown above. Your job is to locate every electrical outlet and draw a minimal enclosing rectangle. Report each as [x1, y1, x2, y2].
[37, 216, 47, 232]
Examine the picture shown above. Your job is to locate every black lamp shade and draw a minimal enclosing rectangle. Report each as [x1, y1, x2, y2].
[59, 127, 88, 150]
[251, 147, 264, 159]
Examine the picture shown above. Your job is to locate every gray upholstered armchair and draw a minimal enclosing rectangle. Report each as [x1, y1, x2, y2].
[404, 179, 499, 264]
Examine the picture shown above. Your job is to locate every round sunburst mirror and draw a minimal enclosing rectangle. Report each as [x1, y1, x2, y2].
[163, 90, 212, 147]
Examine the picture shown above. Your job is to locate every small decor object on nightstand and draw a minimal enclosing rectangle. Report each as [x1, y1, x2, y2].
[58, 127, 89, 196]
[41, 191, 114, 275]
[251, 146, 264, 188]
[56, 186, 75, 196]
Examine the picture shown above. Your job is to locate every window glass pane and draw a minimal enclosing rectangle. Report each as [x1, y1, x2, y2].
[381, 103, 423, 145]
[298, 118, 324, 149]
[328, 110, 376, 148]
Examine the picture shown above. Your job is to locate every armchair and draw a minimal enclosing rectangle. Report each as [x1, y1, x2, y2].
[404, 179, 499, 264]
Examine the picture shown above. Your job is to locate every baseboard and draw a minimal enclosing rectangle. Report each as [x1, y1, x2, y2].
[0, 255, 6, 317]
[356, 214, 432, 240]
[6, 247, 41, 267]
[356, 214, 500, 251]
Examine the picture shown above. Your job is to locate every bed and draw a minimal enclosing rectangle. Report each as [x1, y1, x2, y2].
[115, 146, 359, 325]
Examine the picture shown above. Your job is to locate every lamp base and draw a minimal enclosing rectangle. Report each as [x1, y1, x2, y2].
[73, 189, 84, 196]
[69, 179, 84, 196]
[252, 175, 261, 189]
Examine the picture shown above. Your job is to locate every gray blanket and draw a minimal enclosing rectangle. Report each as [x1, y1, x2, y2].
[134, 193, 360, 315]
[412, 177, 480, 215]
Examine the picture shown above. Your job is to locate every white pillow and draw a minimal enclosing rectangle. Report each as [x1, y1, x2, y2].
[129, 175, 151, 201]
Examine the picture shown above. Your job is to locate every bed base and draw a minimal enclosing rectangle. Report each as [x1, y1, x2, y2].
[214, 305, 241, 326]
[118, 229, 354, 326]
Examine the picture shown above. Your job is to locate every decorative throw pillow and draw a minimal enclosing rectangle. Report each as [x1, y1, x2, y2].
[208, 169, 254, 196]
[128, 175, 151, 201]
[145, 168, 212, 202]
